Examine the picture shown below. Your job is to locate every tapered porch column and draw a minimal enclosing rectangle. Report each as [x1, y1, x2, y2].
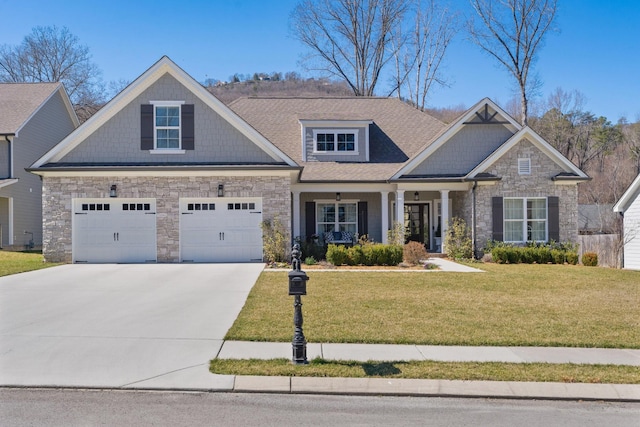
[440, 190, 449, 253]
[380, 191, 389, 244]
[292, 191, 301, 241]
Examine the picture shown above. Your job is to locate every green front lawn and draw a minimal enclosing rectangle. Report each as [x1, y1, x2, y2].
[0, 250, 60, 277]
[217, 263, 639, 383]
[226, 263, 640, 348]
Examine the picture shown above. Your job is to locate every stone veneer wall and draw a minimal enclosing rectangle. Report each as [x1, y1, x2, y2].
[473, 139, 579, 253]
[42, 175, 291, 263]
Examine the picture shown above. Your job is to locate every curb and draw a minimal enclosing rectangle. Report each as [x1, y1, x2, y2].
[230, 376, 640, 402]
[3, 377, 639, 402]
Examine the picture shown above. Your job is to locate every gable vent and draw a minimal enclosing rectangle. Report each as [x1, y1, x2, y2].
[518, 158, 531, 175]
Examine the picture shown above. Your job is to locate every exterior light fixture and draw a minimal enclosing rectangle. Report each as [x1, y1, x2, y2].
[336, 192, 341, 201]
[218, 184, 224, 197]
[414, 191, 420, 201]
[110, 184, 117, 198]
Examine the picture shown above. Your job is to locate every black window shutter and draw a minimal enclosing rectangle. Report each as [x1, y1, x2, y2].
[548, 196, 560, 242]
[358, 201, 368, 237]
[140, 104, 154, 150]
[181, 104, 195, 150]
[305, 202, 316, 239]
[492, 197, 503, 242]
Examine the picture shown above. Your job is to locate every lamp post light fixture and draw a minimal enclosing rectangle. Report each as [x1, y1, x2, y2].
[336, 192, 341, 201]
[110, 184, 117, 198]
[414, 191, 420, 201]
[218, 184, 224, 197]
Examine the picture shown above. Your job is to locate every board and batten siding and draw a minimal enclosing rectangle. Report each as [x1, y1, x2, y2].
[0, 90, 76, 247]
[623, 195, 640, 270]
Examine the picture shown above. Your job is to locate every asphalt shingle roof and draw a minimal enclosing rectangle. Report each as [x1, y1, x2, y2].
[229, 97, 447, 182]
[0, 83, 61, 134]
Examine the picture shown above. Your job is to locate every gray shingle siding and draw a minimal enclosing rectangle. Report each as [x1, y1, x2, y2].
[409, 124, 514, 176]
[59, 74, 276, 165]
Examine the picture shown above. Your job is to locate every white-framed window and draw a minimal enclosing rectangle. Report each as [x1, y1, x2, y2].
[518, 158, 531, 175]
[313, 130, 357, 153]
[152, 101, 184, 150]
[504, 197, 547, 242]
[316, 202, 358, 234]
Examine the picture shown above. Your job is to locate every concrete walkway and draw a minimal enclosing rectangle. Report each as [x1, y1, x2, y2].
[217, 341, 640, 366]
[205, 341, 640, 402]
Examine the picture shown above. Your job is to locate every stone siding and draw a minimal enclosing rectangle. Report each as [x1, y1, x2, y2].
[42, 175, 291, 263]
[474, 139, 579, 252]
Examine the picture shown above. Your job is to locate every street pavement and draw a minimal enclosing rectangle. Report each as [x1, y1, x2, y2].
[1, 262, 638, 402]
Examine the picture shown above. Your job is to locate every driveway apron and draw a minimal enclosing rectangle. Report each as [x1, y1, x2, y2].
[0, 264, 263, 388]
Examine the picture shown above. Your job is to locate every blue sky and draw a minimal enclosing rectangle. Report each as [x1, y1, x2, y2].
[2, 0, 639, 121]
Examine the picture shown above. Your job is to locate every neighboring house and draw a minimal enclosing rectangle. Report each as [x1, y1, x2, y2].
[29, 57, 589, 263]
[613, 173, 640, 270]
[0, 83, 78, 249]
[578, 203, 618, 234]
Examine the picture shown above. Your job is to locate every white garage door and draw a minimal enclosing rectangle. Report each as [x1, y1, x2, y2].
[73, 198, 157, 263]
[180, 198, 263, 262]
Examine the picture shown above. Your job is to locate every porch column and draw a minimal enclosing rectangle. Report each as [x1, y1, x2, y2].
[292, 191, 301, 241]
[440, 190, 449, 253]
[395, 190, 405, 242]
[380, 191, 389, 244]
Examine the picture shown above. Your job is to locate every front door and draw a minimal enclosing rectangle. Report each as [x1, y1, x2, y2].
[404, 203, 430, 248]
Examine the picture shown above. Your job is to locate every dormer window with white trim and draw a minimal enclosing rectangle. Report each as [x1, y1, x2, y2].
[314, 130, 357, 154]
[518, 158, 531, 175]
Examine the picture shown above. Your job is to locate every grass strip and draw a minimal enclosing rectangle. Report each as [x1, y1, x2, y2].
[0, 251, 60, 277]
[210, 358, 640, 384]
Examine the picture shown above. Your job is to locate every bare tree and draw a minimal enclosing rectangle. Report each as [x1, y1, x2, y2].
[468, 0, 557, 125]
[0, 25, 104, 121]
[291, 0, 408, 96]
[392, 0, 458, 110]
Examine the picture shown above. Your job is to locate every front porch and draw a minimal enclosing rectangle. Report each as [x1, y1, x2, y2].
[291, 183, 471, 254]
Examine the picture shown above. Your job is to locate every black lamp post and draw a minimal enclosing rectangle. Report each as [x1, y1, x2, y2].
[288, 243, 309, 365]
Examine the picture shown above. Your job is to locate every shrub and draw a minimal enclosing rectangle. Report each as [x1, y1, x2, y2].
[566, 251, 579, 265]
[489, 241, 580, 265]
[298, 237, 327, 262]
[444, 217, 473, 260]
[326, 244, 349, 266]
[582, 252, 598, 267]
[261, 217, 288, 263]
[404, 241, 429, 265]
[348, 244, 366, 265]
[304, 256, 317, 265]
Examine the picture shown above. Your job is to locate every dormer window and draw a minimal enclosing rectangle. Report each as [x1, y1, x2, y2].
[314, 130, 357, 153]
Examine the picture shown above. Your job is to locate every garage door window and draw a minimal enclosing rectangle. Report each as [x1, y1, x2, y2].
[187, 203, 216, 211]
[123, 203, 151, 211]
[228, 203, 256, 210]
[82, 203, 110, 211]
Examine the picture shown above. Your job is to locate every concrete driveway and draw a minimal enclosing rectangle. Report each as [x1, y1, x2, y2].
[0, 263, 264, 389]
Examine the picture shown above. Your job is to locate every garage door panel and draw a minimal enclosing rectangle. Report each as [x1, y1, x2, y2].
[180, 198, 262, 263]
[73, 199, 157, 263]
